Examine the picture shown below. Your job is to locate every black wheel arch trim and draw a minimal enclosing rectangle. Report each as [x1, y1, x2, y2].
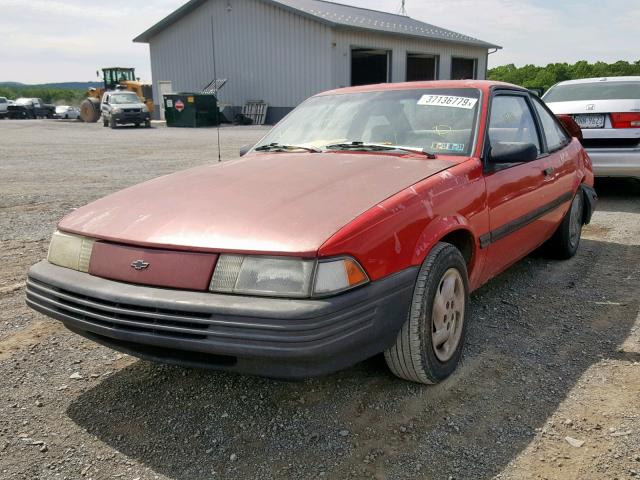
[580, 184, 597, 225]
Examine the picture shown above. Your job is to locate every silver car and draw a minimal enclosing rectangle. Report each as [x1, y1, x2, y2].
[54, 105, 81, 120]
[544, 76, 640, 179]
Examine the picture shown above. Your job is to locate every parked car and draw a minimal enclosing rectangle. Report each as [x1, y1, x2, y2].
[53, 105, 81, 120]
[544, 76, 640, 179]
[0, 97, 8, 118]
[26, 80, 596, 384]
[7, 98, 55, 119]
[100, 90, 151, 128]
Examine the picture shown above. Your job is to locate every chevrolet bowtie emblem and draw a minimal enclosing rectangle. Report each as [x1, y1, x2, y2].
[131, 259, 150, 270]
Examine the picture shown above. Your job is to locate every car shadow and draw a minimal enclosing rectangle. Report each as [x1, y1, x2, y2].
[594, 178, 640, 213]
[66, 235, 639, 480]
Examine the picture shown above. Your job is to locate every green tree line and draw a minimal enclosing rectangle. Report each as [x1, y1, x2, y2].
[0, 86, 87, 105]
[488, 60, 640, 91]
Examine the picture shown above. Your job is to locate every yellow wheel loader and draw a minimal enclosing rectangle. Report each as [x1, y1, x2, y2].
[80, 67, 154, 123]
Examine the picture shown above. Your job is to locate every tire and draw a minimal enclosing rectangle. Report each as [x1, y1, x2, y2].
[544, 190, 584, 260]
[109, 116, 117, 129]
[103, 118, 108, 127]
[144, 120, 151, 128]
[80, 98, 101, 123]
[134, 122, 140, 128]
[385, 242, 469, 384]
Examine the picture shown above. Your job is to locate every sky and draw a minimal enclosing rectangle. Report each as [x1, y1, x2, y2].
[1, 0, 638, 84]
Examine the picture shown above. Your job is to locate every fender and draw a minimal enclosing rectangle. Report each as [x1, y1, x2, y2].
[410, 216, 484, 290]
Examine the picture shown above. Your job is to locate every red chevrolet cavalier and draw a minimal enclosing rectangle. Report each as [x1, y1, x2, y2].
[27, 81, 597, 384]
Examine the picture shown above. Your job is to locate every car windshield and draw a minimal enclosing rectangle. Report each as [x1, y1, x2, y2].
[16, 98, 32, 105]
[254, 88, 481, 156]
[544, 81, 640, 102]
[110, 93, 139, 104]
[55, 106, 69, 112]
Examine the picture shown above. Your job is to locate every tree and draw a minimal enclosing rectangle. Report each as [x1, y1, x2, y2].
[488, 60, 640, 92]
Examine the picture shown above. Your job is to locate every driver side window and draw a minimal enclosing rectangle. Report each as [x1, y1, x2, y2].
[488, 95, 540, 156]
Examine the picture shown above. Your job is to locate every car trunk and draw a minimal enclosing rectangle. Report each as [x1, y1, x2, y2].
[547, 99, 640, 149]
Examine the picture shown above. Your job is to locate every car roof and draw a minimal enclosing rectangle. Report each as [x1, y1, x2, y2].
[553, 76, 640, 86]
[317, 80, 524, 96]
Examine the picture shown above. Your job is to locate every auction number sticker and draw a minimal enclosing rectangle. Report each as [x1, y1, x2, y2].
[418, 95, 478, 109]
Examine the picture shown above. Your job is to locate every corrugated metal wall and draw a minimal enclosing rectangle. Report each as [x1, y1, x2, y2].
[149, 0, 332, 113]
[331, 28, 488, 88]
[147, 0, 489, 119]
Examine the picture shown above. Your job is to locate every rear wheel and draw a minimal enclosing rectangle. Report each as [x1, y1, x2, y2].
[385, 242, 469, 384]
[109, 116, 117, 129]
[544, 191, 584, 259]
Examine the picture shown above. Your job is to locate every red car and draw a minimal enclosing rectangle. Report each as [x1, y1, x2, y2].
[26, 81, 596, 384]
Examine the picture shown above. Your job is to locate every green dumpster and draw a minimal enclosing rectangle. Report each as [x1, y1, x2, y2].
[163, 93, 222, 127]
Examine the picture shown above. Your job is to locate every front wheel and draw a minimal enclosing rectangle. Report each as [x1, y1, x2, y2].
[109, 117, 117, 129]
[544, 191, 584, 259]
[385, 242, 469, 384]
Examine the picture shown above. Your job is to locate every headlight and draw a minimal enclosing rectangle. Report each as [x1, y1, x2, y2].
[141, 105, 149, 113]
[209, 255, 369, 298]
[47, 230, 94, 272]
[112, 107, 122, 113]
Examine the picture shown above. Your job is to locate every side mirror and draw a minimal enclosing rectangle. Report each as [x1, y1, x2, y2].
[239, 144, 253, 157]
[490, 142, 538, 164]
[556, 114, 583, 142]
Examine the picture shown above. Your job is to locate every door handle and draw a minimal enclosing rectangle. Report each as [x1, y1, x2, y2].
[543, 167, 554, 177]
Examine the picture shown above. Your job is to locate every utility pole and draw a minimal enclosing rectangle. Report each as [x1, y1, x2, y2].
[398, 0, 407, 16]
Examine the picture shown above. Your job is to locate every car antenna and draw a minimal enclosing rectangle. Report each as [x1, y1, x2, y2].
[210, 16, 222, 162]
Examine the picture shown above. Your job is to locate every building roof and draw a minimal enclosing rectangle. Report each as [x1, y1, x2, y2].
[133, 0, 501, 49]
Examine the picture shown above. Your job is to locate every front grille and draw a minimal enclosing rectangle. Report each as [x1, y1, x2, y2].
[583, 138, 640, 149]
[26, 278, 210, 340]
[124, 108, 141, 113]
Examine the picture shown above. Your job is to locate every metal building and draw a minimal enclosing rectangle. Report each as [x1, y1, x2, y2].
[134, 0, 501, 123]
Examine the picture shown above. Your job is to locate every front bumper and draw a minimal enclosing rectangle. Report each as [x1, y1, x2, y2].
[113, 112, 150, 124]
[586, 147, 640, 179]
[26, 261, 417, 379]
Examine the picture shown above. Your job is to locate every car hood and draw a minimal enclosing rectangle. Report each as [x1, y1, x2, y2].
[114, 103, 146, 109]
[58, 152, 454, 255]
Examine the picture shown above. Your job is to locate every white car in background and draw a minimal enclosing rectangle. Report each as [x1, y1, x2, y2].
[544, 76, 640, 179]
[54, 105, 81, 120]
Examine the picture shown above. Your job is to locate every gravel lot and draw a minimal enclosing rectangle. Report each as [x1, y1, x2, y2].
[1, 120, 638, 480]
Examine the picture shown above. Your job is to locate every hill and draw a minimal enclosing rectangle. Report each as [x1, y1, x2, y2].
[0, 81, 102, 90]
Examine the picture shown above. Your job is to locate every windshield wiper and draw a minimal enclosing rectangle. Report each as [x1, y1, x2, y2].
[254, 143, 321, 153]
[326, 141, 437, 159]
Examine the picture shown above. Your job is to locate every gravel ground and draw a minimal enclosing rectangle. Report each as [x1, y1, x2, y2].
[0, 119, 638, 480]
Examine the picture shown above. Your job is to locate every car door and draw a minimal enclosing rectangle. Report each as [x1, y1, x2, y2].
[481, 90, 563, 280]
[101, 94, 110, 117]
[530, 96, 576, 213]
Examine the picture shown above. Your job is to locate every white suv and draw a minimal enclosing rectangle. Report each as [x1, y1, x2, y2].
[544, 76, 640, 180]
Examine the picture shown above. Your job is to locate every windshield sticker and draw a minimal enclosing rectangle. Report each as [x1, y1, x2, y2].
[418, 95, 478, 109]
[431, 142, 465, 152]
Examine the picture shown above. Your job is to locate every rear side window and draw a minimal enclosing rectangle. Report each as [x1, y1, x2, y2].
[544, 81, 640, 102]
[488, 95, 540, 154]
[0, 98, 6, 104]
[532, 98, 569, 152]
